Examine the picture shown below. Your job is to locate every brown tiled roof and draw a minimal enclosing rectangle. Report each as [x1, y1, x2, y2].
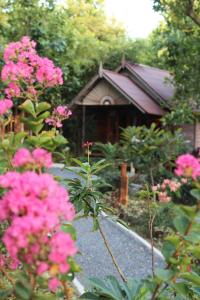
[103, 70, 165, 116]
[126, 63, 174, 101]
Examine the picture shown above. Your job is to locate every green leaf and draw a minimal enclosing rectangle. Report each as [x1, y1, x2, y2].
[173, 215, 190, 235]
[188, 245, 200, 259]
[185, 232, 200, 243]
[61, 223, 77, 240]
[155, 268, 175, 281]
[80, 292, 100, 300]
[181, 206, 197, 218]
[14, 132, 27, 145]
[165, 235, 180, 247]
[36, 102, 51, 114]
[172, 282, 190, 298]
[180, 272, 200, 286]
[53, 134, 68, 146]
[0, 289, 13, 299]
[89, 276, 122, 300]
[19, 100, 36, 117]
[162, 240, 176, 260]
[15, 279, 32, 300]
[36, 111, 50, 121]
[190, 189, 200, 200]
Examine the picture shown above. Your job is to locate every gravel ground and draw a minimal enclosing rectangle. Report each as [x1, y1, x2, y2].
[50, 166, 164, 288]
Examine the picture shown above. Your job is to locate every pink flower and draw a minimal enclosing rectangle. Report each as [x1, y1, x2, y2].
[0, 99, 13, 115]
[12, 148, 33, 167]
[37, 262, 49, 275]
[55, 106, 72, 118]
[48, 277, 61, 292]
[175, 154, 200, 179]
[12, 148, 52, 169]
[32, 148, 52, 168]
[1, 36, 63, 101]
[5, 82, 21, 98]
[158, 192, 171, 203]
[82, 141, 93, 148]
[45, 106, 72, 128]
[152, 186, 158, 192]
[1, 171, 77, 286]
[181, 178, 188, 184]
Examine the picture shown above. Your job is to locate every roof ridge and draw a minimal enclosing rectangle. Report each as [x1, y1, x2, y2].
[103, 69, 127, 77]
[126, 62, 171, 74]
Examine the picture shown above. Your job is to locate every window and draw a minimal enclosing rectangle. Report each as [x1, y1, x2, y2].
[100, 96, 114, 105]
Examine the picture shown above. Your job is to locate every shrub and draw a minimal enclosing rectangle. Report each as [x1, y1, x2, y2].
[0, 37, 78, 299]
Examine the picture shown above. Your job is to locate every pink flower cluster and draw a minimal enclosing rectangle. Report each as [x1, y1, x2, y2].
[46, 105, 72, 128]
[0, 171, 77, 291]
[12, 148, 52, 169]
[0, 99, 13, 116]
[1, 36, 63, 106]
[175, 154, 200, 179]
[0, 253, 19, 270]
[152, 179, 181, 203]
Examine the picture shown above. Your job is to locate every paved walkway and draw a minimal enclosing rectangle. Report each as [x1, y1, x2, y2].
[50, 166, 164, 288]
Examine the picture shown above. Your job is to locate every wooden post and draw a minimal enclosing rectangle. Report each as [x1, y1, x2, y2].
[119, 162, 129, 206]
[82, 105, 86, 146]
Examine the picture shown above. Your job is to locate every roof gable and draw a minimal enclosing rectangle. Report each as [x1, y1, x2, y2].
[119, 62, 174, 104]
[103, 70, 165, 115]
[71, 68, 165, 116]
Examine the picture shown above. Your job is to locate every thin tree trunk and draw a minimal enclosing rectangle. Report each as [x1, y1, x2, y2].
[98, 222, 127, 282]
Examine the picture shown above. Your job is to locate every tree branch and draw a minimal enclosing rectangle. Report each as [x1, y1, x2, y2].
[186, 0, 200, 27]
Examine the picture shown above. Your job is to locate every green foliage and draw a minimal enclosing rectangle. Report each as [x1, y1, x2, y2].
[65, 158, 110, 230]
[81, 196, 200, 299]
[120, 123, 188, 183]
[81, 276, 148, 300]
[152, 1, 200, 107]
[93, 142, 120, 163]
[0, 0, 131, 103]
[20, 100, 51, 134]
[161, 103, 194, 127]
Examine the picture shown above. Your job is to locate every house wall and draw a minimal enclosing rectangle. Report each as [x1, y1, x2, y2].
[82, 79, 129, 105]
[195, 122, 200, 148]
[180, 124, 195, 147]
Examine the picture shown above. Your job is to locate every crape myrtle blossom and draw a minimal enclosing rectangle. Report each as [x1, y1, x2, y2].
[175, 154, 200, 179]
[0, 253, 19, 270]
[152, 153, 200, 204]
[3, 217, 77, 278]
[12, 148, 53, 169]
[0, 171, 75, 222]
[1, 36, 63, 98]
[46, 105, 72, 128]
[152, 179, 182, 203]
[0, 170, 77, 290]
[0, 99, 13, 116]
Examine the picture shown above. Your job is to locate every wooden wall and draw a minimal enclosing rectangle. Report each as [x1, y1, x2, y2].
[82, 79, 129, 105]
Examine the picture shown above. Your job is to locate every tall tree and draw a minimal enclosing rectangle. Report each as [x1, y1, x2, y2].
[153, 0, 200, 108]
[0, 0, 128, 103]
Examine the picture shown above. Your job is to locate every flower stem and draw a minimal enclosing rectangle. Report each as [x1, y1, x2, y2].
[61, 280, 73, 300]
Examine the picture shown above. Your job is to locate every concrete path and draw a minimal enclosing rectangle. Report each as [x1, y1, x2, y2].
[50, 166, 164, 288]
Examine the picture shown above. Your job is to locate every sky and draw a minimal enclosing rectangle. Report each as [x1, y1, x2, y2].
[104, 0, 163, 38]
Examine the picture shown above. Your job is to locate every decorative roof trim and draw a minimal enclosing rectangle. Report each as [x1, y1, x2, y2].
[69, 74, 99, 108]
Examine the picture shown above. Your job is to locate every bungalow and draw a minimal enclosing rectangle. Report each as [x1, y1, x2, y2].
[70, 60, 198, 148]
